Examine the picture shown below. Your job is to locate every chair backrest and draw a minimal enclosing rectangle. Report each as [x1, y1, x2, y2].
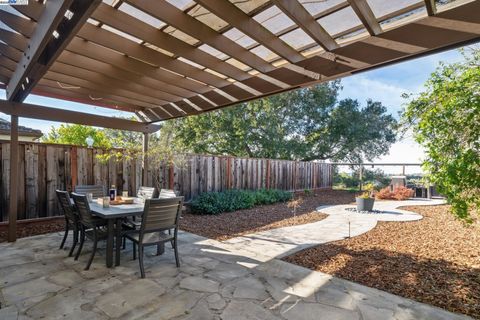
[141, 197, 183, 235]
[56, 190, 77, 223]
[75, 185, 105, 199]
[71, 193, 95, 226]
[137, 186, 156, 199]
[159, 189, 177, 199]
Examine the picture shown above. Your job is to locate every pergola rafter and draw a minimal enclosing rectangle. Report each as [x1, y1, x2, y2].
[425, 0, 438, 16]
[272, 0, 338, 51]
[347, 0, 382, 36]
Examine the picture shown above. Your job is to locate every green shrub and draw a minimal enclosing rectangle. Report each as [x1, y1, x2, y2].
[191, 189, 292, 215]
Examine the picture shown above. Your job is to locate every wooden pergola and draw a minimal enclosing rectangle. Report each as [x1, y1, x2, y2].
[0, 0, 479, 241]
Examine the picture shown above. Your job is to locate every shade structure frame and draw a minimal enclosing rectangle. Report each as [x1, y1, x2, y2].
[0, 0, 478, 121]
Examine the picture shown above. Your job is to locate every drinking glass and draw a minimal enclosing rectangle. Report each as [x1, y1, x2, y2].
[86, 192, 93, 203]
[122, 191, 129, 198]
[102, 196, 110, 208]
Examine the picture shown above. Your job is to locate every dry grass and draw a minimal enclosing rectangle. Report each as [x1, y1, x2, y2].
[284, 204, 480, 319]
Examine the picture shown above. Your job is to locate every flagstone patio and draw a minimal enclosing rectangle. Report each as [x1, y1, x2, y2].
[0, 225, 470, 320]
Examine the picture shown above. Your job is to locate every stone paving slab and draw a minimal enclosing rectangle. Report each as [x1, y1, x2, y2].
[0, 199, 470, 320]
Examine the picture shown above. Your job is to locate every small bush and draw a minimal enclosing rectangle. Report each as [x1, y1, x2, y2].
[392, 186, 415, 200]
[376, 186, 414, 200]
[191, 189, 292, 215]
[303, 189, 313, 196]
[376, 187, 394, 200]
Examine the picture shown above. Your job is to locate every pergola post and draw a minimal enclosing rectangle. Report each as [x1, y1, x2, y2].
[7, 115, 19, 242]
[142, 133, 149, 186]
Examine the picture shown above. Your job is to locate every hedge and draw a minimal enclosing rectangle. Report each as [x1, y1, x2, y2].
[191, 189, 292, 215]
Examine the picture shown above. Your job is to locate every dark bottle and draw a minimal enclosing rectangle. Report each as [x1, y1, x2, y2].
[109, 185, 117, 201]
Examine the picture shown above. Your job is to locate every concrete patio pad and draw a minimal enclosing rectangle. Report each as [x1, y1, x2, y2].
[0, 220, 470, 320]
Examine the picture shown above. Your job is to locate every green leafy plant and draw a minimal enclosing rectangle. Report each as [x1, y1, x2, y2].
[303, 189, 313, 196]
[358, 183, 375, 199]
[191, 189, 292, 215]
[402, 48, 480, 220]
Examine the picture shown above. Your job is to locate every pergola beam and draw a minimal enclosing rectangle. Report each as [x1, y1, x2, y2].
[195, 0, 305, 63]
[347, 0, 382, 36]
[424, 0, 437, 16]
[0, 100, 160, 133]
[272, 0, 338, 51]
[7, 0, 101, 102]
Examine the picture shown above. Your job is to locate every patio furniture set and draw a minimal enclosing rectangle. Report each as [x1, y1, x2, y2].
[55, 185, 183, 278]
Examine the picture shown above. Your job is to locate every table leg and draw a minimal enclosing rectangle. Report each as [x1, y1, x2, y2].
[157, 242, 165, 255]
[115, 218, 122, 266]
[106, 219, 114, 268]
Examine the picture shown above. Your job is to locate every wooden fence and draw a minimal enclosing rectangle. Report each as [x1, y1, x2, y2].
[0, 141, 333, 222]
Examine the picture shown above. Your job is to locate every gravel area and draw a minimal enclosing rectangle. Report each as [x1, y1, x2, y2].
[284, 204, 480, 319]
[0, 217, 65, 243]
[180, 189, 356, 241]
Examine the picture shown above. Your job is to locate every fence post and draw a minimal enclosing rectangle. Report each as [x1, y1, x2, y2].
[359, 165, 363, 191]
[226, 157, 232, 189]
[293, 161, 297, 192]
[8, 115, 19, 242]
[142, 133, 149, 186]
[169, 162, 175, 190]
[70, 146, 77, 192]
[266, 159, 271, 189]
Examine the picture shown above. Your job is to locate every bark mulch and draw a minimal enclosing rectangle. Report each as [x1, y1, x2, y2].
[180, 189, 356, 241]
[283, 204, 480, 319]
[0, 217, 65, 243]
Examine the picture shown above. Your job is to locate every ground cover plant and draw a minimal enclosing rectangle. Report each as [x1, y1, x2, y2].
[190, 189, 292, 215]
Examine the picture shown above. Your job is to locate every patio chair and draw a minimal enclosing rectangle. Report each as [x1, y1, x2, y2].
[56, 190, 80, 257]
[137, 186, 157, 199]
[159, 189, 177, 198]
[124, 197, 184, 278]
[74, 185, 106, 199]
[123, 188, 177, 231]
[122, 188, 179, 249]
[71, 193, 108, 270]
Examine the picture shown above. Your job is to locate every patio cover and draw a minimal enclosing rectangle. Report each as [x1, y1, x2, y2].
[0, 0, 479, 123]
[0, 0, 479, 241]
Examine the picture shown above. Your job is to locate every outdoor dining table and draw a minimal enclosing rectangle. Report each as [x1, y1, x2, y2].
[88, 199, 164, 268]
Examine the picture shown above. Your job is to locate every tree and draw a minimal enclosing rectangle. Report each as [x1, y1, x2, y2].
[402, 48, 480, 220]
[162, 81, 397, 162]
[42, 124, 112, 148]
[43, 116, 146, 150]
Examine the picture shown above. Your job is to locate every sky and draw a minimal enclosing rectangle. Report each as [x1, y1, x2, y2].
[0, 47, 467, 174]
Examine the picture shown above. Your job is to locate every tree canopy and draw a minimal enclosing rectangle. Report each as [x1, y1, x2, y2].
[162, 81, 397, 162]
[402, 48, 480, 220]
[42, 117, 143, 150]
[42, 124, 112, 148]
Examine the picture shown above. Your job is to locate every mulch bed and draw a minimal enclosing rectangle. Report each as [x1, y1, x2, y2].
[0, 217, 65, 243]
[180, 189, 356, 241]
[283, 204, 480, 319]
